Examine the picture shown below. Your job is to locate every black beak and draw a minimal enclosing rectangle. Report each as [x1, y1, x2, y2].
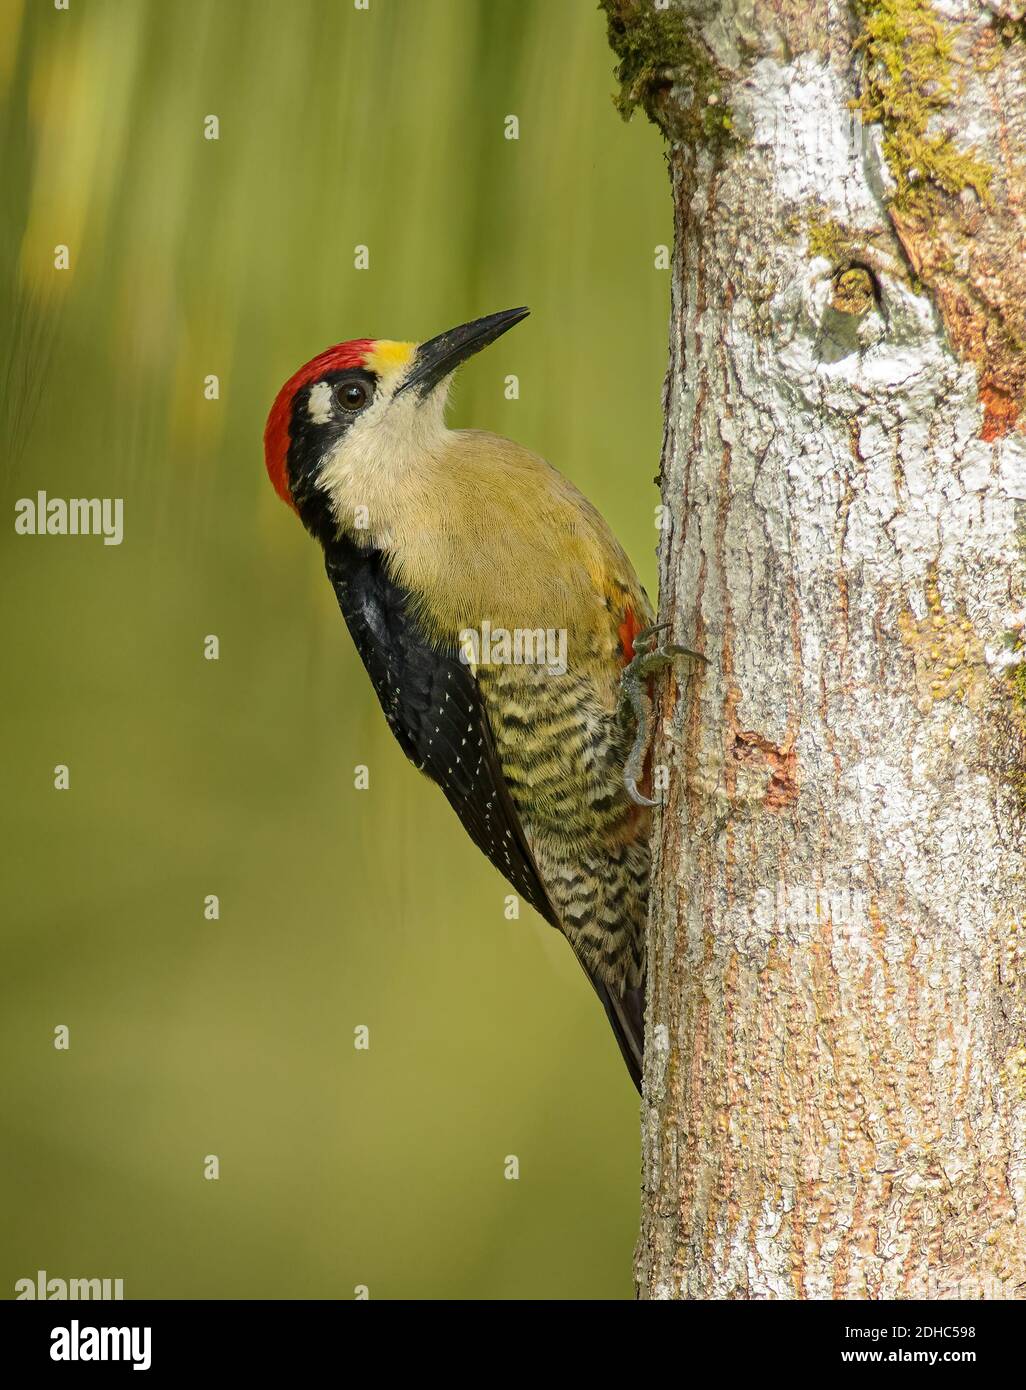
[396, 307, 530, 398]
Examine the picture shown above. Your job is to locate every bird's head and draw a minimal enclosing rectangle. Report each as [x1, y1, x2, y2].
[264, 306, 529, 542]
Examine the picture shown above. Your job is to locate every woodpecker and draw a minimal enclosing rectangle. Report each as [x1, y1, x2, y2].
[264, 308, 682, 1092]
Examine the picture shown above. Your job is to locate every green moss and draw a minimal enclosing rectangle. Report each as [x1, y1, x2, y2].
[853, 0, 993, 216]
[795, 210, 880, 313]
[1004, 639, 1026, 802]
[804, 209, 856, 263]
[1011, 666, 1026, 802]
[600, 0, 736, 147]
[1013, 663, 1026, 712]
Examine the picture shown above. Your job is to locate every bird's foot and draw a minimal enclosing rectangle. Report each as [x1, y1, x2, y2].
[619, 623, 706, 807]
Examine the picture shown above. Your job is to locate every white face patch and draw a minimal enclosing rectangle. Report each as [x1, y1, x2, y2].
[307, 380, 335, 424]
[317, 373, 452, 543]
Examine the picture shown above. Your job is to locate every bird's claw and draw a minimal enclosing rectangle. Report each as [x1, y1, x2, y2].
[631, 622, 706, 671]
[619, 623, 706, 807]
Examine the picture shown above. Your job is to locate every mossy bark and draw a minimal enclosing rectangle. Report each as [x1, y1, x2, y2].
[606, 0, 1026, 1299]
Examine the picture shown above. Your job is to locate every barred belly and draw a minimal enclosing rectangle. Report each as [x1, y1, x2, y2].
[479, 663, 649, 991]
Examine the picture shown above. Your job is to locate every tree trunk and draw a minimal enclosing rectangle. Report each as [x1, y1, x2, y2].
[603, 0, 1026, 1299]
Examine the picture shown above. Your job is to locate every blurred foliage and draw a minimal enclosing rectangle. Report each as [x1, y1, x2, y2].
[0, 0, 669, 1300]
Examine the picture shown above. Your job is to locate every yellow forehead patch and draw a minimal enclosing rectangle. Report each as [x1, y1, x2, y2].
[365, 339, 415, 377]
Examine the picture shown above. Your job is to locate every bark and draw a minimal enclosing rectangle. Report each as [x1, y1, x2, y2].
[603, 0, 1026, 1299]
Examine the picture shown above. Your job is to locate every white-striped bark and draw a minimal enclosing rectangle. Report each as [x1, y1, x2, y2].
[614, 0, 1026, 1299]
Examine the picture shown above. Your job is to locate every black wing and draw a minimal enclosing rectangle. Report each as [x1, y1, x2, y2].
[323, 536, 560, 929]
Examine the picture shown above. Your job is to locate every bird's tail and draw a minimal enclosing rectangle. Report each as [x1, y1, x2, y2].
[588, 972, 645, 1095]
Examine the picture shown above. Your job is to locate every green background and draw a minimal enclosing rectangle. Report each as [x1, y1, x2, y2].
[1, 0, 669, 1300]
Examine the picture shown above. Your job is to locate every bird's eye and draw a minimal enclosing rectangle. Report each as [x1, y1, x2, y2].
[336, 380, 370, 412]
